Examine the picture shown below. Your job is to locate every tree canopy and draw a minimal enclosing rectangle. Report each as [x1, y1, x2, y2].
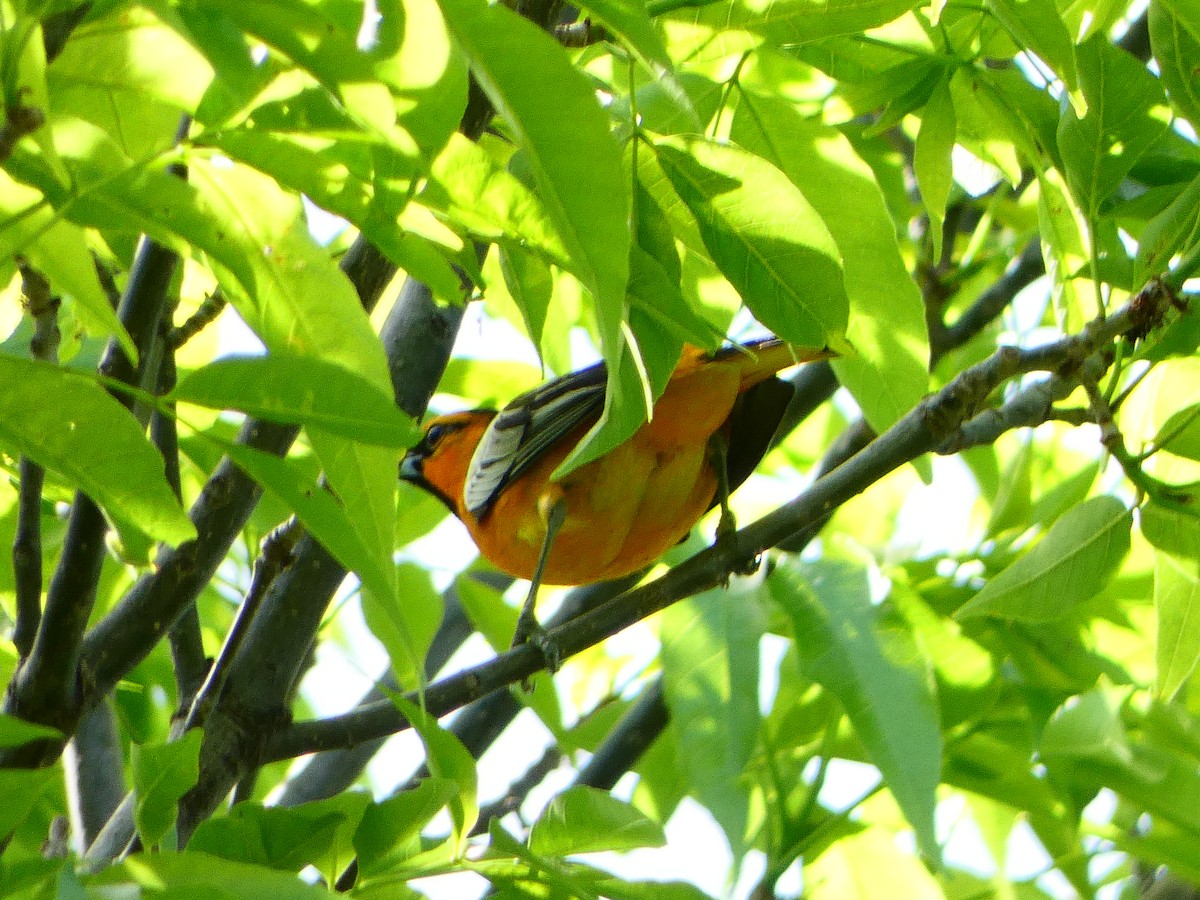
[2, 0, 1200, 897]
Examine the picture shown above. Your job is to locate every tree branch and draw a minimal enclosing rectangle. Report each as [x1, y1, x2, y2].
[152, 346, 209, 710]
[12, 261, 59, 659]
[62, 702, 125, 853]
[574, 678, 668, 791]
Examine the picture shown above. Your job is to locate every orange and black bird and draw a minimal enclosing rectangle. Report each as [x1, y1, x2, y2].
[401, 337, 831, 649]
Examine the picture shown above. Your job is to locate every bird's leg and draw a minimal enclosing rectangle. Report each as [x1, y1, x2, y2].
[511, 490, 568, 673]
[708, 432, 757, 577]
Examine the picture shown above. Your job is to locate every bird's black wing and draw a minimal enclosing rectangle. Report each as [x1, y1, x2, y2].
[463, 361, 608, 516]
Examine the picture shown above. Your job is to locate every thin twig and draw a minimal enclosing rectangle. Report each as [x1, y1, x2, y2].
[180, 519, 303, 735]
[472, 743, 564, 837]
[153, 345, 209, 711]
[12, 262, 59, 660]
[168, 291, 227, 350]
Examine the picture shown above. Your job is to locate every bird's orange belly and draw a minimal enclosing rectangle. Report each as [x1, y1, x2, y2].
[470, 439, 719, 585]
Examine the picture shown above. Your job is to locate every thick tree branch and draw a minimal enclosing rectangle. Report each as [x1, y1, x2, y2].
[62, 702, 125, 853]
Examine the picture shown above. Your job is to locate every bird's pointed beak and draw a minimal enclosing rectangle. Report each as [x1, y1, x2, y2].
[399, 446, 425, 484]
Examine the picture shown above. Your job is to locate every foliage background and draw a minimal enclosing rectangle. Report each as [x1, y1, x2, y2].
[2, 0, 1200, 897]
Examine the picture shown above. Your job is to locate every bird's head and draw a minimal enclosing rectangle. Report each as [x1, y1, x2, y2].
[401, 410, 497, 517]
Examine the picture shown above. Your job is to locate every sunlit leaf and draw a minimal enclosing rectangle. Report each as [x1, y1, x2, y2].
[0, 354, 194, 544]
[957, 496, 1132, 621]
[661, 586, 763, 857]
[173, 354, 419, 447]
[132, 730, 204, 848]
[731, 92, 928, 432]
[771, 559, 941, 863]
[655, 135, 849, 348]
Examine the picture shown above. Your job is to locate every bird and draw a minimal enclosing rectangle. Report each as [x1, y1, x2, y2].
[400, 337, 832, 653]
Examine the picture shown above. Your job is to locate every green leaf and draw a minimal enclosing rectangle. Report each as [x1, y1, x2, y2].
[891, 588, 995, 729]
[627, 246, 717, 350]
[185, 159, 392, 394]
[1040, 688, 1134, 767]
[377, 0, 470, 161]
[668, 0, 922, 49]
[170, 3, 265, 126]
[1156, 0, 1200, 45]
[91, 851, 333, 899]
[956, 495, 1132, 621]
[423, 132, 569, 268]
[0, 715, 61, 749]
[172, 354, 419, 447]
[1154, 550, 1200, 701]
[987, 441, 1034, 537]
[362, 562, 443, 690]
[203, 129, 418, 261]
[1135, 172, 1200, 283]
[189, 0, 414, 150]
[498, 246, 554, 353]
[131, 730, 204, 848]
[355, 779, 460, 876]
[0, 171, 136, 362]
[439, 0, 630, 360]
[390, 696, 478, 854]
[188, 795, 369, 880]
[308, 431, 398, 608]
[529, 787, 666, 856]
[0, 354, 194, 544]
[47, 5, 214, 158]
[1151, 403, 1200, 462]
[210, 439, 396, 606]
[575, 0, 700, 130]
[731, 92, 928, 432]
[913, 76, 956, 262]
[1037, 166, 1091, 332]
[655, 136, 849, 348]
[804, 828, 943, 899]
[1151, 0, 1200, 128]
[661, 587, 763, 857]
[1142, 498, 1200, 559]
[985, 0, 1078, 97]
[0, 769, 56, 838]
[946, 68, 1023, 187]
[771, 559, 941, 862]
[1057, 37, 1171, 216]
